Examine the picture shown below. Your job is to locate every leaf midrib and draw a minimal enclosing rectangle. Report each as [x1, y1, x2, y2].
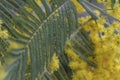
[25, 0, 70, 47]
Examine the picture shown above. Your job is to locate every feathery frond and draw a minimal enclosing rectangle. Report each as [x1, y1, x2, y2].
[0, 0, 79, 80]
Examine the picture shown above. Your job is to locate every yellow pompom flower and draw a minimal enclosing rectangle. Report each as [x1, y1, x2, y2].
[72, 70, 93, 80]
[49, 53, 59, 73]
[72, 0, 85, 13]
[78, 16, 91, 25]
[94, 10, 101, 16]
[107, 4, 120, 20]
[65, 47, 80, 61]
[0, 29, 9, 39]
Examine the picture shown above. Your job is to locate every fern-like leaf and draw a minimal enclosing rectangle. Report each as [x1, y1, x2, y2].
[0, 0, 78, 80]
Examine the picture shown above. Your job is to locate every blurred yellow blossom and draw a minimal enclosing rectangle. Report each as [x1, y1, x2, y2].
[0, 20, 9, 39]
[78, 16, 91, 25]
[65, 12, 120, 79]
[94, 10, 100, 16]
[0, 29, 9, 39]
[72, 0, 85, 13]
[108, 5, 120, 20]
[49, 53, 59, 73]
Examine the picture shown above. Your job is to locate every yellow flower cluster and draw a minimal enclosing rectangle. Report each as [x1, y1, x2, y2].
[0, 29, 8, 39]
[72, 0, 85, 13]
[97, 0, 120, 20]
[65, 8, 120, 79]
[108, 5, 120, 20]
[49, 53, 59, 73]
[65, 42, 93, 80]
[88, 19, 120, 80]
[78, 16, 91, 25]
